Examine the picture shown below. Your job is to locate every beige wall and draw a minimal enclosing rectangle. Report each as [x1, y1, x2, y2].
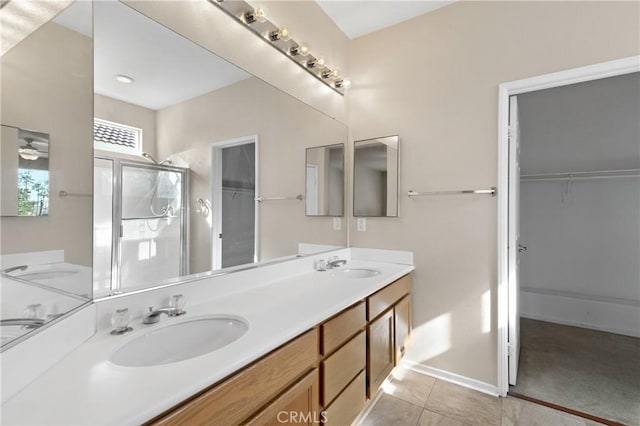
[0, 22, 93, 266]
[94, 94, 157, 160]
[348, 1, 640, 385]
[156, 77, 348, 274]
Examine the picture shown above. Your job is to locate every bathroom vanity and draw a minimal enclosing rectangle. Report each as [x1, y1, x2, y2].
[149, 273, 412, 426]
[0, 248, 414, 425]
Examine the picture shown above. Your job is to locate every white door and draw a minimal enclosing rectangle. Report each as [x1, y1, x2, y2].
[508, 95, 522, 385]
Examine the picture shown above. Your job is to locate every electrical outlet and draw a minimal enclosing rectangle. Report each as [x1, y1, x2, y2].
[333, 217, 342, 231]
[357, 217, 366, 232]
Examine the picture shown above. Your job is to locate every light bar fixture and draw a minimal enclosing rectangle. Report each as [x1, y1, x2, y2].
[207, 0, 350, 95]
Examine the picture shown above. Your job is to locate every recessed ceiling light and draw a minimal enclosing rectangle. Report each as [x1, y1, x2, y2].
[115, 74, 135, 84]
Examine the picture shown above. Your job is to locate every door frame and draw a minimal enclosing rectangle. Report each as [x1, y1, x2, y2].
[210, 135, 259, 270]
[496, 55, 639, 396]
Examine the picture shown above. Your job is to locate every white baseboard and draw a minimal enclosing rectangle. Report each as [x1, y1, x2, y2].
[401, 360, 499, 397]
[521, 288, 640, 337]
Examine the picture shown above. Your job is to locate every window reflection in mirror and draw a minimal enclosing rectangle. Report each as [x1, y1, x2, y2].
[353, 136, 399, 217]
[1, 126, 50, 217]
[305, 144, 344, 217]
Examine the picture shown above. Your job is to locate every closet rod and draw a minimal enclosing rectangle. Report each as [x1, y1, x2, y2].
[255, 194, 304, 202]
[521, 168, 640, 182]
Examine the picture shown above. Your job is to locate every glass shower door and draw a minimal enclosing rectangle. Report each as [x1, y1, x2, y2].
[118, 163, 186, 291]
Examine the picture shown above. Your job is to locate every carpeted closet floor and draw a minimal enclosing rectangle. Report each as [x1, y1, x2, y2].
[510, 318, 640, 425]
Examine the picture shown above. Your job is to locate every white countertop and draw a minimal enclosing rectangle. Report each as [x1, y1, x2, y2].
[1, 259, 413, 425]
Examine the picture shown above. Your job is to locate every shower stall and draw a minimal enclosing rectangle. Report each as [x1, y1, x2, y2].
[93, 157, 188, 297]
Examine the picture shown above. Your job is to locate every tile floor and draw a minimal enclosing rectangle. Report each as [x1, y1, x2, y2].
[358, 367, 602, 426]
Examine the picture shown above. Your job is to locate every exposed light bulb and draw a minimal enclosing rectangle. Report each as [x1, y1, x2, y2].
[299, 43, 310, 56]
[269, 26, 290, 42]
[244, 7, 266, 24]
[335, 78, 352, 89]
[307, 56, 325, 68]
[330, 69, 340, 79]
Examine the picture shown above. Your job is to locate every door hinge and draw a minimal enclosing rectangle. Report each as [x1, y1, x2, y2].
[218, 233, 222, 239]
[507, 342, 513, 357]
[120, 224, 124, 238]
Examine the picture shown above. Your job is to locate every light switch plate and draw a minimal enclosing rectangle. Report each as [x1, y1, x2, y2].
[333, 217, 342, 231]
[357, 218, 366, 232]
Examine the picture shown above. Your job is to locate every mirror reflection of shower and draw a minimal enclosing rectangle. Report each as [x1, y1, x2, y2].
[141, 153, 177, 217]
[93, 157, 188, 297]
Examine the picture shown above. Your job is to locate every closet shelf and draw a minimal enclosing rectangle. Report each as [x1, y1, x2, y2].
[521, 168, 640, 182]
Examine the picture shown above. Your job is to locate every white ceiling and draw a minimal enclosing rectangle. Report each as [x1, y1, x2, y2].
[55, 1, 250, 111]
[316, 1, 456, 39]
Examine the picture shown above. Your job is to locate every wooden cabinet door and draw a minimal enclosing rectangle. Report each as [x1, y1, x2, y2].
[394, 295, 411, 365]
[367, 309, 394, 397]
[247, 369, 320, 426]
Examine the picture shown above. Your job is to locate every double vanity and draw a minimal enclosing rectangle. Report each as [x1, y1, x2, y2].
[1, 248, 414, 425]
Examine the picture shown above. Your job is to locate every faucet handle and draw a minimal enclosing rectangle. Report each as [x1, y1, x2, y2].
[111, 308, 133, 335]
[169, 294, 186, 316]
[314, 259, 327, 272]
[23, 303, 44, 319]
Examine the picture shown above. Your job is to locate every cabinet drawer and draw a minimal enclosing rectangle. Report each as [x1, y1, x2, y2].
[368, 274, 411, 320]
[150, 328, 318, 426]
[321, 331, 366, 406]
[321, 302, 366, 356]
[323, 371, 366, 426]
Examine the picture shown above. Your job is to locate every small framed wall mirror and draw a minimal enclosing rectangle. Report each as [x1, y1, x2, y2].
[353, 135, 399, 217]
[0, 125, 50, 217]
[305, 143, 345, 216]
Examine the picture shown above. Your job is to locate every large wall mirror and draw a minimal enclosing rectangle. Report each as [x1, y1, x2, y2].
[1, 0, 348, 349]
[353, 136, 400, 217]
[305, 144, 345, 217]
[91, 1, 348, 297]
[0, 1, 94, 349]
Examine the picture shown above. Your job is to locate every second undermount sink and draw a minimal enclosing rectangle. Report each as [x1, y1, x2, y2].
[333, 268, 381, 279]
[110, 315, 249, 367]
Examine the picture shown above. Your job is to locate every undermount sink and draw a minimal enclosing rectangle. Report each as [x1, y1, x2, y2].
[333, 268, 381, 279]
[110, 315, 249, 367]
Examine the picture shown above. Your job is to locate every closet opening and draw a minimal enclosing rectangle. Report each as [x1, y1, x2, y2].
[497, 57, 640, 426]
[210, 136, 259, 270]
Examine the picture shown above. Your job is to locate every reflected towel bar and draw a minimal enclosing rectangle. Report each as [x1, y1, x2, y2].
[408, 187, 496, 197]
[59, 190, 91, 198]
[255, 194, 304, 202]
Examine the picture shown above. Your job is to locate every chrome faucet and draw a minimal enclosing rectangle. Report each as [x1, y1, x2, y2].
[326, 258, 347, 269]
[2, 265, 27, 274]
[142, 294, 186, 324]
[0, 318, 44, 329]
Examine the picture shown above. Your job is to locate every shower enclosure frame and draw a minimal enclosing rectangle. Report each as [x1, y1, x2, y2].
[96, 156, 189, 294]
